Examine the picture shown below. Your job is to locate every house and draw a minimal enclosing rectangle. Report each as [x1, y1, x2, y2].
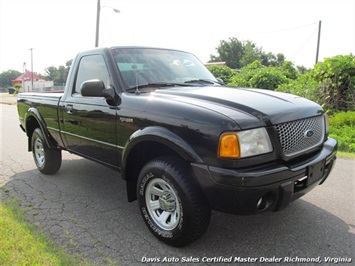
[12, 71, 54, 92]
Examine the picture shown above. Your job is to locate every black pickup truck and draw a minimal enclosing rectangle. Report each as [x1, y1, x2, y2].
[18, 46, 337, 246]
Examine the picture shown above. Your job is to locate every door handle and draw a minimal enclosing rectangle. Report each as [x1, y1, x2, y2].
[66, 104, 74, 114]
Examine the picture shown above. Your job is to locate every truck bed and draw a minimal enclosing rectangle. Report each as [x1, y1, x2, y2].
[18, 91, 64, 148]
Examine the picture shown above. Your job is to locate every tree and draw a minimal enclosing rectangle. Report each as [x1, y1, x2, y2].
[279, 61, 298, 80]
[65, 59, 73, 69]
[261, 52, 285, 67]
[240, 41, 263, 67]
[44, 60, 72, 84]
[296, 65, 310, 75]
[55, 66, 67, 84]
[209, 37, 244, 69]
[209, 37, 286, 69]
[0, 70, 21, 87]
[44, 66, 58, 81]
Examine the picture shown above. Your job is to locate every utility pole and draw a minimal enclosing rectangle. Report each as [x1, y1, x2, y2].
[29, 48, 34, 91]
[95, 0, 120, 47]
[315, 20, 322, 64]
[95, 0, 101, 47]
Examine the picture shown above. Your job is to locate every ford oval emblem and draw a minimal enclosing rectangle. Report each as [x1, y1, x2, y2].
[305, 130, 314, 138]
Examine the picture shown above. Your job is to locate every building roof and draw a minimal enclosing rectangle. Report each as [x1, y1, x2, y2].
[12, 71, 44, 82]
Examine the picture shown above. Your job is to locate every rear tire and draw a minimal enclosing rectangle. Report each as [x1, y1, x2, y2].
[31, 128, 62, 174]
[137, 157, 211, 247]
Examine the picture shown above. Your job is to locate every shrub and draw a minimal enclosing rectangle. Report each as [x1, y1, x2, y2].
[248, 67, 289, 90]
[277, 54, 355, 113]
[277, 72, 319, 102]
[230, 60, 263, 87]
[313, 55, 355, 112]
[207, 65, 237, 85]
[13, 84, 22, 94]
[329, 111, 355, 152]
[230, 60, 290, 90]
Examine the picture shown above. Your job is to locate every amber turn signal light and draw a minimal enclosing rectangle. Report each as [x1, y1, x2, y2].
[218, 133, 240, 158]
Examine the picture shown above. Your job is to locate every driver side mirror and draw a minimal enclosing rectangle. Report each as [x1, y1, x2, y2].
[80, 79, 115, 100]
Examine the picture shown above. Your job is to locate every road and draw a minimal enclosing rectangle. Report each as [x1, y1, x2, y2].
[0, 103, 354, 265]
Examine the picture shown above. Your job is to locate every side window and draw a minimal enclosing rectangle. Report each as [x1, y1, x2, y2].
[74, 55, 110, 94]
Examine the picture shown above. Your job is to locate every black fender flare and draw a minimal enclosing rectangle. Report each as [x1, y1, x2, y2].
[24, 107, 57, 150]
[121, 126, 202, 180]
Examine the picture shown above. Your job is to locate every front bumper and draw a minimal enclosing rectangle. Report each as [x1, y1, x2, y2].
[191, 138, 337, 215]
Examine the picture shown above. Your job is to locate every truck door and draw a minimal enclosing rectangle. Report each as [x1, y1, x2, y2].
[60, 54, 119, 167]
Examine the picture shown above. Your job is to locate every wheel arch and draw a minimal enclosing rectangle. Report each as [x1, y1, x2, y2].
[25, 107, 57, 151]
[122, 126, 202, 202]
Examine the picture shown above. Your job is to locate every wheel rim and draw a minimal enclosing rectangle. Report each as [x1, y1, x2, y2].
[34, 137, 45, 167]
[145, 178, 181, 230]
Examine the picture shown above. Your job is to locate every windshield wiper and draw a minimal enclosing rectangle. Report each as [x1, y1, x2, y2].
[184, 79, 223, 85]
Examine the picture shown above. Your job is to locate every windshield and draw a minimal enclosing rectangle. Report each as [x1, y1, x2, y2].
[111, 47, 217, 89]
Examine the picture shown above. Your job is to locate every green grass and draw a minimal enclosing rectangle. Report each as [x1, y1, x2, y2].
[0, 199, 88, 266]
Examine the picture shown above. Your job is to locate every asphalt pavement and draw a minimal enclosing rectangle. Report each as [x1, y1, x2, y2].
[0, 103, 354, 265]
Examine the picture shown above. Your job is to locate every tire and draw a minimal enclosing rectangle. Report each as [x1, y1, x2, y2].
[137, 157, 211, 247]
[31, 128, 62, 174]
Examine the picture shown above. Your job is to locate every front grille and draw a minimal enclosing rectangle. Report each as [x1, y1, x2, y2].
[275, 116, 325, 157]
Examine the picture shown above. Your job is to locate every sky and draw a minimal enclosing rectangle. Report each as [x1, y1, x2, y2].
[0, 0, 354, 74]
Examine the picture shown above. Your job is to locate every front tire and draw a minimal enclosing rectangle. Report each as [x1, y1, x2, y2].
[31, 128, 62, 174]
[137, 157, 211, 247]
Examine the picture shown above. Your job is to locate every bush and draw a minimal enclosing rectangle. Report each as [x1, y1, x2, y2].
[230, 60, 263, 87]
[277, 72, 319, 102]
[13, 84, 22, 94]
[329, 111, 355, 152]
[277, 54, 355, 113]
[313, 55, 355, 112]
[207, 65, 237, 85]
[248, 67, 289, 90]
[229, 60, 290, 90]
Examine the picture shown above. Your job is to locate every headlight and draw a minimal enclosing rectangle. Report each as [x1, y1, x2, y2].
[218, 128, 273, 158]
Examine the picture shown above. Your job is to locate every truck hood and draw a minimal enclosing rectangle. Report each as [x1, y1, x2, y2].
[155, 86, 324, 128]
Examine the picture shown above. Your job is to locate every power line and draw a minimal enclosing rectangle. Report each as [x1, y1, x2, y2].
[289, 26, 318, 61]
[232, 22, 317, 35]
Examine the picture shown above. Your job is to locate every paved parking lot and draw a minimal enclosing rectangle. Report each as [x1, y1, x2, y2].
[1, 103, 354, 265]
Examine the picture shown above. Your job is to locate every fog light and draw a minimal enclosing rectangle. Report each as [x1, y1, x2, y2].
[257, 194, 273, 211]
